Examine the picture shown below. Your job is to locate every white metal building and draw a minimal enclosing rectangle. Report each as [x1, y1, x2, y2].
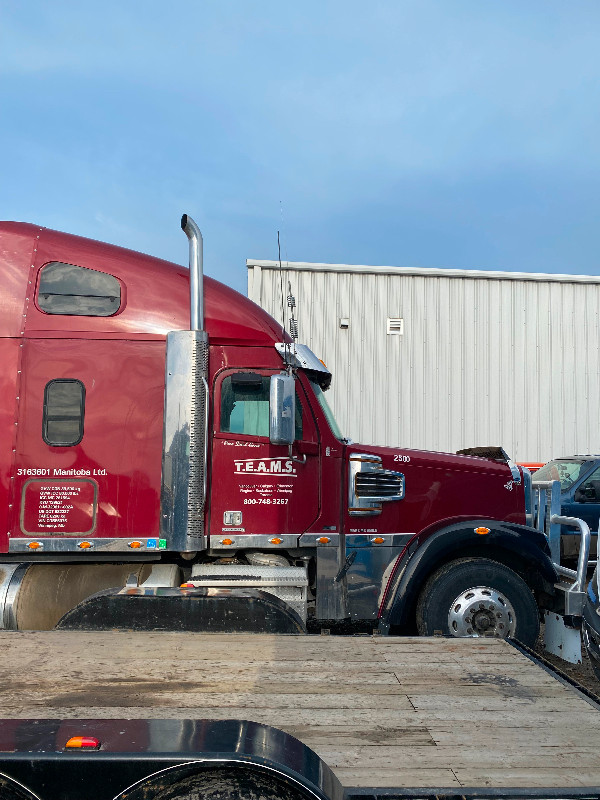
[247, 260, 600, 464]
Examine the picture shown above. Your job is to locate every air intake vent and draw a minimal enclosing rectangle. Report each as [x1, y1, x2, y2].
[387, 317, 404, 335]
[348, 453, 405, 515]
[355, 471, 404, 499]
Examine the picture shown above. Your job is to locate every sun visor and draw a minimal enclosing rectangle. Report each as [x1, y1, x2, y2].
[275, 343, 332, 390]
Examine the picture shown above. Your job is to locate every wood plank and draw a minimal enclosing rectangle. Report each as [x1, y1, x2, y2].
[286, 725, 436, 747]
[336, 768, 463, 788]
[4, 691, 414, 711]
[312, 745, 600, 769]
[454, 769, 595, 789]
[407, 693, 594, 712]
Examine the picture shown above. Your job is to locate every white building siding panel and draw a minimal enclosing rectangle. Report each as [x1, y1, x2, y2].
[247, 260, 600, 463]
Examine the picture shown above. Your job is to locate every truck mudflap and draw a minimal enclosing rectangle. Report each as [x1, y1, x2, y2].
[0, 718, 341, 800]
[55, 586, 306, 633]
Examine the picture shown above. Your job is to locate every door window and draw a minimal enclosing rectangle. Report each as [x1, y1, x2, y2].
[576, 466, 600, 502]
[220, 373, 303, 440]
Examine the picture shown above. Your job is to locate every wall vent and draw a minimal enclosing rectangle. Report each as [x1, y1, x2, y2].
[387, 317, 404, 335]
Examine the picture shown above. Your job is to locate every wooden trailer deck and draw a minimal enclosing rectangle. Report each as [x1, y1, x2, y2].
[2, 631, 600, 792]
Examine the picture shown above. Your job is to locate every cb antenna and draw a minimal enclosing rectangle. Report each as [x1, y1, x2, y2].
[277, 230, 298, 369]
[287, 280, 298, 355]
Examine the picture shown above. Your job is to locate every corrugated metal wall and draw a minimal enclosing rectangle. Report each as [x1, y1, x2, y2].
[247, 261, 600, 463]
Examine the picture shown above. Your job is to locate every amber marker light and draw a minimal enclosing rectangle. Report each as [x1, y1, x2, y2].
[27, 541, 43, 550]
[269, 537, 283, 544]
[64, 736, 100, 750]
[475, 527, 491, 535]
[77, 541, 93, 549]
[317, 537, 330, 544]
[371, 537, 385, 544]
[128, 541, 143, 549]
[221, 538, 234, 546]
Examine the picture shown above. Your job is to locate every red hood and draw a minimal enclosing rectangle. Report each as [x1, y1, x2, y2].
[346, 442, 525, 535]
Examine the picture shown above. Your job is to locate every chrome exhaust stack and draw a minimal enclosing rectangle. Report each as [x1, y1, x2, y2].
[181, 213, 204, 331]
[160, 215, 210, 554]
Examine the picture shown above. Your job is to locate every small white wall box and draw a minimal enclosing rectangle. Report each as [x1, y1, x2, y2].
[387, 317, 404, 335]
[339, 317, 350, 329]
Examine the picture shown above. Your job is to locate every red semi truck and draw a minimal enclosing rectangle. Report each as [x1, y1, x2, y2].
[0, 217, 589, 645]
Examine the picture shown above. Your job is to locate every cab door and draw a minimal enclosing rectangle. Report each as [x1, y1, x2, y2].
[209, 370, 320, 542]
[562, 464, 600, 538]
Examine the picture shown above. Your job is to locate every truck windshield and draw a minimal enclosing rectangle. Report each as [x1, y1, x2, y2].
[309, 379, 345, 441]
[534, 459, 589, 490]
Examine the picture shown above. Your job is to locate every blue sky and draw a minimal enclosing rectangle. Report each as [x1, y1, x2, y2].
[1, 1, 599, 294]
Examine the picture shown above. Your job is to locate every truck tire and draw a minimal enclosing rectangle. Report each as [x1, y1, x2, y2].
[0, 777, 37, 799]
[145, 768, 307, 800]
[416, 557, 540, 647]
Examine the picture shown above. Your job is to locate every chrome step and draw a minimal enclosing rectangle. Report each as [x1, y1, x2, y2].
[189, 563, 308, 623]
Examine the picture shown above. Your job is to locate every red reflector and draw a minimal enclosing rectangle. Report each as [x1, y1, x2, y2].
[65, 736, 100, 749]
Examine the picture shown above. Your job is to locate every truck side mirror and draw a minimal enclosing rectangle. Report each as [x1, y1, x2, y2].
[270, 373, 296, 445]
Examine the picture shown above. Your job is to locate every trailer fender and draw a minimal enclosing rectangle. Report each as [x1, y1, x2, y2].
[379, 519, 558, 634]
[0, 718, 342, 800]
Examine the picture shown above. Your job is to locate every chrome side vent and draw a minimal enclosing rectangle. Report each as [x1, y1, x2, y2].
[349, 453, 405, 516]
[355, 471, 404, 498]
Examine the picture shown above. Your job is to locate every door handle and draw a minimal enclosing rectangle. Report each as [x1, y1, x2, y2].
[296, 441, 319, 457]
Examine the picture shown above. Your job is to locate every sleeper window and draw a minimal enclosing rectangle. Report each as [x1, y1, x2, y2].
[43, 380, 85, 446]
[38, 261, 121, 316]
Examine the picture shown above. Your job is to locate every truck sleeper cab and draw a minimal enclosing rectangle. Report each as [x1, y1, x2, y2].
[0, 220, 565, 647]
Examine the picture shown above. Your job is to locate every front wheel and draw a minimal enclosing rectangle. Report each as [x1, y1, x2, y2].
[416, 557, 540, 648]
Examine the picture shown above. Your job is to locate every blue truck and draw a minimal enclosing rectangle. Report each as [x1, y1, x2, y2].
[534, 455, 600, 561]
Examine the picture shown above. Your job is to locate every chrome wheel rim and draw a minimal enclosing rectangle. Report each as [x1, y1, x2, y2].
[448, 586, 516, 638]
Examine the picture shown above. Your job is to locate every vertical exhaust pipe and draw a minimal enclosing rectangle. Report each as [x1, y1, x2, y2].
[160, 215, 210, 554]
[181, 214, 204, 332]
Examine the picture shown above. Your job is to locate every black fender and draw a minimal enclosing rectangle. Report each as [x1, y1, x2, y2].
[0, 718, 341, 800]
[56, 586, 306, 634]
[378, 519, 558, 633]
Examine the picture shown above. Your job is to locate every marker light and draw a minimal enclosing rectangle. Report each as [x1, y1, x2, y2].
[220, 538, 234, 546]
[371, 537, 385, 544]
[475, 527, 491, 535]
[77, 541, 93, 549]
[128, 541, 143, 549]
[317, 537, 330, 544]
[269, 537, 283, 544]
[27, 541, 43, 550]
[64, 736, 100, 750]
